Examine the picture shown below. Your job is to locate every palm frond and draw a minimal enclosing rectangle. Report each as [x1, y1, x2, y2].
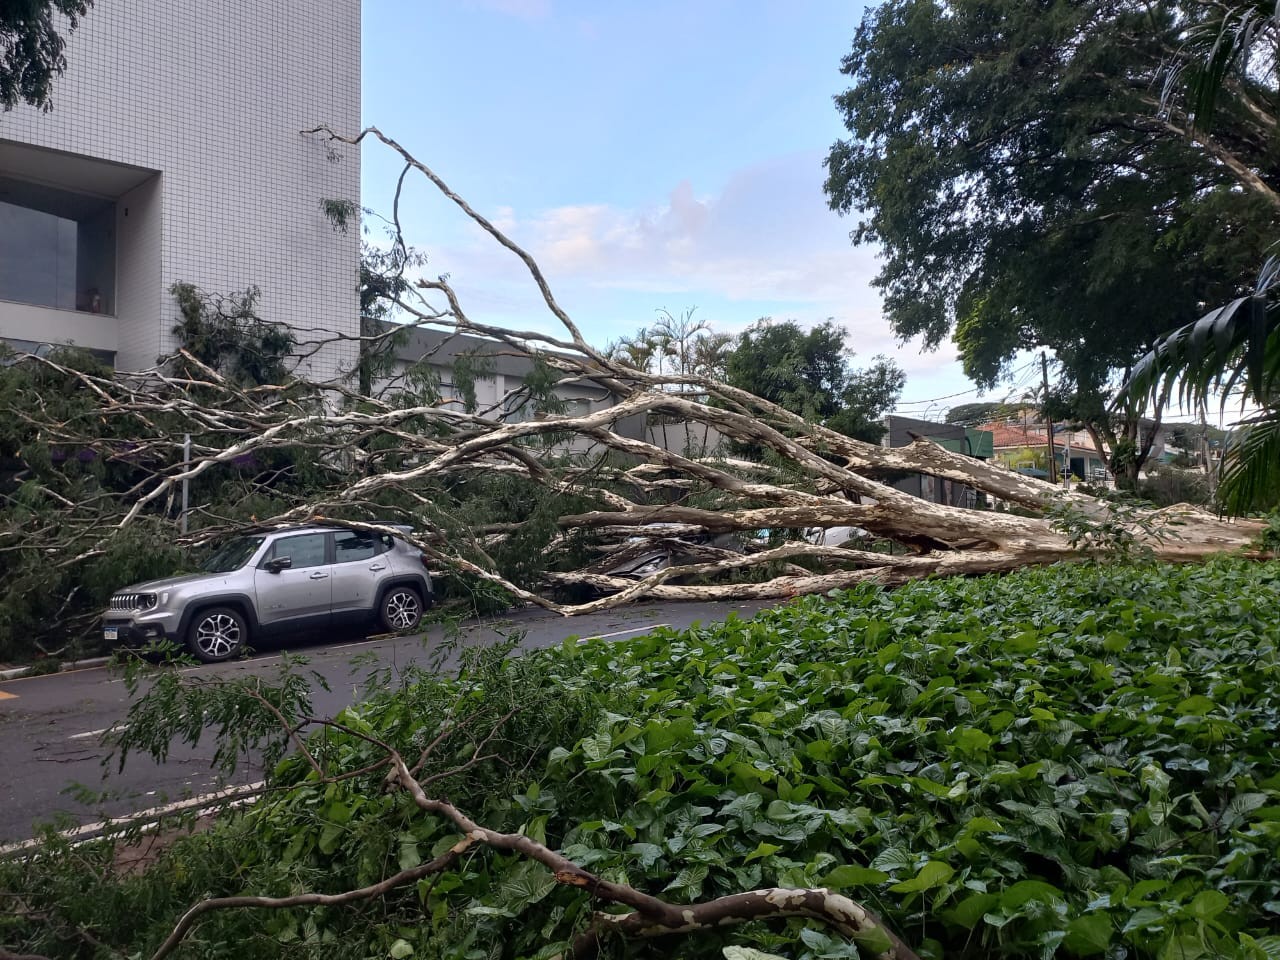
[1219, 407, 1280, 513]
[1127, 295, 1269, 411]
[1127, 252, 1280, 410]
[1169, 2, 1280, 131]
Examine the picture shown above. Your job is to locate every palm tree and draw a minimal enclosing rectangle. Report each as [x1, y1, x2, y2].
[650, 308, 710, 381]
[689, 331, 733, 381]
[607, 328, 658, 373]
[1129, 263, 1280, 511]
[1129, 2, 1280, 513]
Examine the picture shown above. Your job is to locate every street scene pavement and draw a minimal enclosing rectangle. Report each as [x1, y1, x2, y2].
[0, 598, 773, 844]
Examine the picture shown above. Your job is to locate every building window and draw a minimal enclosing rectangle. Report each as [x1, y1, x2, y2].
[503, 392, 534, 422]
[563, 397, 592, 418]
[0, 178, 116, 315]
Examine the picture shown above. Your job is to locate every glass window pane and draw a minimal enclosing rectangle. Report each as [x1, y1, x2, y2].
[0, 201, 76, 310]
[0, 182, 115, 314]
[272, 534, 327, 569]
[334, 531, 378, 563]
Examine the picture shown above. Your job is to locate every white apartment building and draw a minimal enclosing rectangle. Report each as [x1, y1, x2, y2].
[0, 1, 361, 380]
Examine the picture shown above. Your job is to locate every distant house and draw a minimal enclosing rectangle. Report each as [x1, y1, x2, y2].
[376, 324, 738, 457]
[880, 415, 994, 508]
[376, 324, 646, 456]
[981, 421, 1110, 482]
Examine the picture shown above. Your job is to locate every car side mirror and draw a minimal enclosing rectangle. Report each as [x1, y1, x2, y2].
[265, 556, 292, 574]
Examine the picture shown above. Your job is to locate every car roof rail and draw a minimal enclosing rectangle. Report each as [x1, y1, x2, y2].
[316, 520, 414, 535]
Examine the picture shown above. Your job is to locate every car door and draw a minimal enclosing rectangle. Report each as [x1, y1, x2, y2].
[254, 532, 332, 630]
[329, 530, 387, 621]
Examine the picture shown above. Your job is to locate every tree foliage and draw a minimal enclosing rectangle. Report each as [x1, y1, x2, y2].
[824, 0, 1277, 480]
[6, 558, 1280, 959]
[0, 0, 91, 110]
[320, 200, 429, 397]
[1125, 2, 1280, 514]
[1128, 263, 1280, 513]
[170, 283, 298, 388]
[944, 403, 1007, 427]
[607, 309, 735, 382]
[724, 319, 905, 443]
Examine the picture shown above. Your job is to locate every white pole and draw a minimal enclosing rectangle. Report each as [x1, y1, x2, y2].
[181, 433, 190, 534]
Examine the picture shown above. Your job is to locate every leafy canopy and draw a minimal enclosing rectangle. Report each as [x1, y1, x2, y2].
[1124, 1, 1280, 513]
[725, 318, 904, 443]
[824, 0, 1276, 471]
[0, 0, 92, 110]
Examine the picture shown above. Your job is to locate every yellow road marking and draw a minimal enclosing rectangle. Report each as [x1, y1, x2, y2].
[0, 690, 17, 700]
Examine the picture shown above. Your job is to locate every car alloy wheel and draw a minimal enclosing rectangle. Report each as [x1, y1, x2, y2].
[190, 609, 244, 662]
[383, 588, 421, 631]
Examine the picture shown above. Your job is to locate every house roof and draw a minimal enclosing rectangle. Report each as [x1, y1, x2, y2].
[983, 423, 1050, 449]
[980, 421, 1105, 457]
[882, 415, 993, 458]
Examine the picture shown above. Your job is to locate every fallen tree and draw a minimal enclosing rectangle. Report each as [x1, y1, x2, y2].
[0, 126, 1266, 657]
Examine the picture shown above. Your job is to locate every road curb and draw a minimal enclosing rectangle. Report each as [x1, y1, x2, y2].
[0, 656, 112, 681]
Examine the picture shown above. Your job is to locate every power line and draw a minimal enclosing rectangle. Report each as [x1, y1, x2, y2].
[893, 358, 1038, 408]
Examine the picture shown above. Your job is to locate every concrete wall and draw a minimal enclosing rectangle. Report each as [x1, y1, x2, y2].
[0, 0, 361, 378]
[113, 176, 164, 366]
[0, 299, 116, 353]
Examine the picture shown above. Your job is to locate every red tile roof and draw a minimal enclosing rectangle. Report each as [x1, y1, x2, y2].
[982, 423, 1049, 448]
[979, 422, 1104, 456]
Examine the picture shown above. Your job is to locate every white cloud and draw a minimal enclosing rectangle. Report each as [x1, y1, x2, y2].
[511, 154, 880, 307]
[429, 151, 881, 310]
[403, 149, 971, 396]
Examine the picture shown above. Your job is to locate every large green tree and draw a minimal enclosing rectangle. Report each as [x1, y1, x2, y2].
[1128, 2, 1280, 512]
[946, 402, 1008, 427]
[1, 0, 92, 111]
[824, 0, 1277, 484]
[724, 318, 905, 443]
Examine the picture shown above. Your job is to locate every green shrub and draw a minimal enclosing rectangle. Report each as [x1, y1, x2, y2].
[1138, 466, 1212, 508]
[5, 559, 1280, 959]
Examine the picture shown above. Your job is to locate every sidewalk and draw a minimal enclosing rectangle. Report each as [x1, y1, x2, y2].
[0, 656, 112, 681]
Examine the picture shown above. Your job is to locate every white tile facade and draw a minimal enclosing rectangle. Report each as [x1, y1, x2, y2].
[0, 0, 361, 380]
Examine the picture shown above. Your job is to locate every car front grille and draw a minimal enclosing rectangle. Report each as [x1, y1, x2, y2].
[110, 593, 157, 612]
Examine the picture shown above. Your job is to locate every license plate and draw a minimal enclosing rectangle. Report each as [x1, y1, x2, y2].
[103, 626, 118, 641]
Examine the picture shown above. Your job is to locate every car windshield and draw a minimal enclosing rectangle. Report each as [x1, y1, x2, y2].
[199, 536, 266, 573]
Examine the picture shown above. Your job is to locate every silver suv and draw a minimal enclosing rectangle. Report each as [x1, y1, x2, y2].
[102, 526, 434, 662]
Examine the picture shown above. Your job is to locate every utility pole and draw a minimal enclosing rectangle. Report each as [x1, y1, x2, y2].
[1062, 427, 1072, 491]
[1040, 352, 1057, 484]
[181, 433, 191, 535]
[1199, 402, 1217, 500]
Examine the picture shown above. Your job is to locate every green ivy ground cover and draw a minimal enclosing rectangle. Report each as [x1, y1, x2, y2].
[5, 559, 1280, 960]
[539, 559, 1280, 959]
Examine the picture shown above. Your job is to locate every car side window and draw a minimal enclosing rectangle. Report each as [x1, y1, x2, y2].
[269, 533, 328, 570]
[334, 531, 379, 564]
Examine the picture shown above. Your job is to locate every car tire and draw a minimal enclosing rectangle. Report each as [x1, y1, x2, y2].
[186, 606, 248, 663]
[380, 585, 423, 633]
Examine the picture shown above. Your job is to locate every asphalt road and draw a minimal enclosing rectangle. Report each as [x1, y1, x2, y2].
[0, 598, 773, 844]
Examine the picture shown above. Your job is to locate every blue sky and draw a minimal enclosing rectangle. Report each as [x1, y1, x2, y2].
[360, 1, 1003, 416]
